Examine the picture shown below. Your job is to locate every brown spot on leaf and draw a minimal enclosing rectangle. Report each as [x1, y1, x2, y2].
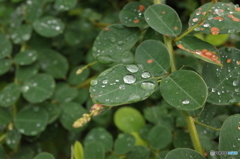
[105, 28, 109, 31]
[174, 27, 178, 30]
[211, 27, 220, 35]
[235, 7, 240, 11]
[162, 11, 166, 14]
[147, 59, 153, 63]
[238, 126, 240, 130]
[177, 44, 184, 49]
[237, 61, 240, 65]
[213, 16, 223, 21]
[134, 19, 140, 23]
[226, 59, 232, 63]
[138, 5, 145, 12]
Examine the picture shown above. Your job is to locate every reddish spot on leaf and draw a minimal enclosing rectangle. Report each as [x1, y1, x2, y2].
[232, 17, 240, 22]
[237, 61, 240, 65]
[235, 7, 240, 11]
[226, 59, 232, 63]
[134, 19, 140, 23]
[138, 5, 145, 12]
[211, 27, 220, 35]
[177, 44, 184, 49]
[174, 27, 178, 30]
[147, 59, 153, 63]
[201, 12, 206, 15]
[198, 8, 202, 10]
[213, 16, 223, 21]
[228, 14, 234, 18]
[162, 11, 166, 14]
[200, 28, 204, 30]
[105, 28, 109, 31]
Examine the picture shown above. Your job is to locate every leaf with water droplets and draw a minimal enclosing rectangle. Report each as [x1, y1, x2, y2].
[202, 47, 240, 105]
[119, 2, 149, 28]
[67, 65, 90, 85]
[15, 63, 39, 82]
[92, 24, 141, 64]
[135, 40, 170, 77]
[0, 33, 12, 59]
[14, 50, 38, 66]
[114, 133, 135, 155]
[189, 2, 240, 34]
[10, 24, 32, 44]
[22, 73, 55, 103]
[126, 146, 150, 159]
[176, 36, 222, 66]
[0, 59, 11, 76]
[219, 114, 240, 158]
[84, 142, 105, 159]
[165, 148, 206, 159]
[33, 16, 65, 37]
[24, 0, 43, 23]
[52, 83, 78, 103]
[54, 0, 77, 11]
[144, 4, 182, 37]
[160, 70, 207, 111]
[0, 83, 21, 107]
[5, 129, 21, 150]
[0, 107, 11, 128]
[14, 106, 49, 136]
[89, 64, 158, 106]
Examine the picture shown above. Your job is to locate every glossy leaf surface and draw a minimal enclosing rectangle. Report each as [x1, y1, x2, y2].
[165, 148, 205, 159]
[0, 33, 12, 59]
[0, 59, 11, 75]
[0, 83, 21, 107]
[54, 0, 77, 11]
[114, 133, 135, 155]
[14, 50, 38, 66]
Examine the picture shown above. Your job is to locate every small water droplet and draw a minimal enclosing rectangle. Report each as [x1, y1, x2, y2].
[123, 75, 136, 84]
[119, 84, 125, 90]
[233, 144, 236, 148]
[110, 37, 116, 42]
[141, 82, 155, 90]
[126, 65, 139, 73]
[102, 79, 108, 84]
[90, 79, 98, 86]
[203, 23, 210, 27]
[141, 72, 151, 78]
[182, 99, 190, 104]
[192, 18, 198, 22]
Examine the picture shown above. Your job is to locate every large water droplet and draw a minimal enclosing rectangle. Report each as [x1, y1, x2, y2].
[141, 82, 155, 90]
[123, 75, 136, 84]
[127, 94, 141, 102]
[141, 72, 151, 78]
[126, 65, 139, 73]
[90, 79, 98, 86]
[233, 80, 239, 86]
[102, 79, 108, 84]
[182, 99, 190, 104]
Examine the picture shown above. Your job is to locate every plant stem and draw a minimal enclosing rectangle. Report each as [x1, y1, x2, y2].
[164, 36, 176, 72]
[194, 119, 221, 131]
[0, 133, 6, 142]
[183, 111, 204, 155]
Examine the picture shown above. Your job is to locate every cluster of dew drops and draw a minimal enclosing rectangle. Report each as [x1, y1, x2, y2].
[123, 5, 145, 24]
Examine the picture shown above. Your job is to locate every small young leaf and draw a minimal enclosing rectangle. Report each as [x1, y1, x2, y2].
[145, 4, 182, 37]
[114, 133, 135, 155]
[6, 129, 21, 150]
[114, 107, 145, 133]
[68, 65, 90, 85]
[14, 50, 38, 66]
[0, 59, 12, 76]
[135, 40, 170, 77]
[119, 2, 148, 28]
[165, 148, 205, 159]
[0, 83, 21, 107]
[189, 2, 240, 34]
[89, 64, 158, 106]
[33, 152, 55, 159]
[92, 24, 140, 64]
[54, 0, 77, 11]
[22, 73, 55, 103]
[160, 70, 207, 110]
[33, 16, 65, 37]
[202, 47, 240, 105]
[0, 33, 12, 59]
[10, 24, 32, 44]
[176, 36, 222, 66]
[73, 141, 84, 159]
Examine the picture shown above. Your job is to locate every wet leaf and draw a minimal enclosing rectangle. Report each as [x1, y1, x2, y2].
[165, 148, 205, 159]
[160, 70, 207, 110]
[189, 2, 240, 34]
[33, 16, 65, 37]
[84, 142, 105, 159]
[52, 83, 78, 103]
[14, 106, 49, 136]
[0, 59, 11, 76]
[145, 4, 182, 37]
[10, 24, 32, 44]
[0, 33, 12, 59]
[114, 107, 145, 133]
[92, 24, 140, 64]
[0, 107, 11, 127]
[22, 73, 55, 103]
[0, 83, 21, 107]
[24, 0, 43, 23]
[126, 146, 150, 159]
[33, 152, 55, 159]
[84, 127, 113, 152]
[15, 63, 39, 82]
[202, 47, 240, 105]
[54, 0, 77, 11]
[114, 133, 135, 155]
[67, 65, 90, 85]
[219, 114, 240, 158]
[176, 36, 222, 66]
[6, 129, 21, 150]
[119, 2, 148, 28]
[135, 40, 170, 77]
[14, 50, 38, 66]
[89, 64, 158, 106]
[40, 102, 60, 124]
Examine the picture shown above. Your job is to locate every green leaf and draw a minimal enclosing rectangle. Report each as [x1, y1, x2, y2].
[114, 107, 145, 133]
[144, 4, 182, 37]
[160, 70, 207, 110]
[0, 107, 11, 127]
[176, 36, 222, 66]
[84, 127, 113, 152]
[22, 73, 55, 103]
[147, 125, 171, 150]
[39, 102, 60, 124]
[173, 129, 192, 149]
[37, 49, 69, 79]
[13, 50, 38, 66]
[52, 83, 78, 103]
[119, 2, 148, 28]
[143, 106, 168, 124]
[74, 89, 89, 104]
[84, 142, 105, 159]
[0, 83, 21, 107]
[5, 129, 21, 149]
[24, 0, 43, 23]
[189, 2, 240, 34]
[14, 106, 49, 136]
[54, 0, 77, 11]
[135, 40, 170, 76]
[139, 124, 153, 141]
[219, 114, 240, 158]
[126, 146, 150, 159]
[59, 102, 87, 132]
[202, 47, 240, 105]
[114, 133, 135, 155]
[0, 33, 12, 59]
[33, 152, 55, 159]
[165, 148, 206, 159]
[205, 34, 229, 46]
[73, 141, 84, 159]
[33, 16, 65, 37]
[12, 148, 34, 159]
[92, 24, 140, 64]
[10, 24, 32, 44]
[89, 64, 158, 106]
[67, 65, 90, 85]
[0, 59, 11, 75]
[15, 63, 39, 82]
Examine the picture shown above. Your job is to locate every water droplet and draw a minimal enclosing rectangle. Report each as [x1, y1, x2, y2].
[141, 82, 155, 90]
[182, 99, 190, 104]
[119, 84, 125, 90]
[123, 75, 136, 84]
[110, 37, 116, 42]
[211, 88, 216, 92]
[118, 41, 124, 46]
[141, 72, 151, 78]
[233, 144, 236, 148]
[192, 18, 198, 22]
[127, 94, 141, 102]
[126, 65, 139, 73]
[90, 79, 98, 86]
[22, 85, 29, 93]
[233, 80, 239, 86]
[203, 23, 210, 27]
[102, 79, 108, 84]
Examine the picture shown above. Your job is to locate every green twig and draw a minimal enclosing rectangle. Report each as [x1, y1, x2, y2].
[0, 133, 6, 142]
[75, 75, 98, 88]
[164, 36, 176, 72]
[76, 61, 97, 74]
[194, 119, 221, 131]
